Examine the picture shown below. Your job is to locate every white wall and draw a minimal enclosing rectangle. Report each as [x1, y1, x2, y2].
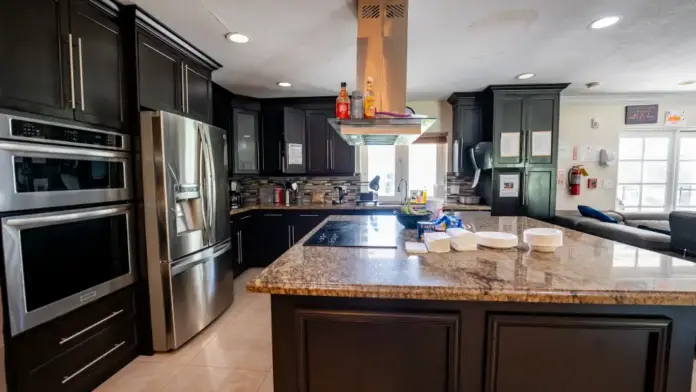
[556, 94, 696, 211]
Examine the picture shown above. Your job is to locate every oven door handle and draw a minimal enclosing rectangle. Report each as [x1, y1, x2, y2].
[0, 141, 129, 159]
[170, 239, 232, 276]
[3, 205, 131, 228]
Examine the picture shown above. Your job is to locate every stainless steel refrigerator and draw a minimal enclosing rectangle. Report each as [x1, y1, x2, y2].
[140, 111, 233, 351]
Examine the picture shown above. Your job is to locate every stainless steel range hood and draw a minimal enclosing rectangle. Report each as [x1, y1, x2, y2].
[328, 0, 436, 146]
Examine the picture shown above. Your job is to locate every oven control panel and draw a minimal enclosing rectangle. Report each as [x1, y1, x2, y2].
[10, 119, 123, 149]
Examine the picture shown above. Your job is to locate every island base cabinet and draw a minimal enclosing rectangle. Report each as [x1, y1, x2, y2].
[271, 296, 696, 392]
[486, 315, 670, 392]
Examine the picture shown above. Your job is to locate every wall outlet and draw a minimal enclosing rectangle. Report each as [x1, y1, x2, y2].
[449, 185, 460, 195]
[602, 179, 614, 190]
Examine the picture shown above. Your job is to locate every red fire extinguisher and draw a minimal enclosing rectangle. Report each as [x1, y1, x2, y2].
[568, 165, 589, 196]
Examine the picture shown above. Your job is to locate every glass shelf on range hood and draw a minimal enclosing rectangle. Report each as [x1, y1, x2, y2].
[327, 117, 437, 131]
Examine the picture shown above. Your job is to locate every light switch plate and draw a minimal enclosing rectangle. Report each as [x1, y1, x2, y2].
[449, 185, 460, 195]
[602, 180, 614, 190]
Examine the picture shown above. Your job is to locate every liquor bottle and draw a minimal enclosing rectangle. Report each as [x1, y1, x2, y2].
[336, 82, 350, 119]
[364, 77, 376, 119]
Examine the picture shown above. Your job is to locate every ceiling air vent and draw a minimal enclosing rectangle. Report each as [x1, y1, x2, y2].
[386, 4, 405, 19]
[361, 4, 380, 19]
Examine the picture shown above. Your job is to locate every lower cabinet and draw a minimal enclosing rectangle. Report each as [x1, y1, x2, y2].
[523, 167, 556, 220]
[486, 314, 670, 392]
[231, 212, 254, 276]
[8, 286, 138, 392]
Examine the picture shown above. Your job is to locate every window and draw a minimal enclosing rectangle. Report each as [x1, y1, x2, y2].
[363, 144, 445, 202]
[616, 130, 696, 212]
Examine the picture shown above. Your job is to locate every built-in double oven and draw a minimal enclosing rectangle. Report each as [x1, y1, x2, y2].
[0, 111, 135, 337]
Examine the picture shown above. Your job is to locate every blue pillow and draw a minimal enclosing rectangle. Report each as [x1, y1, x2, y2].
[578, 205, 618, 223]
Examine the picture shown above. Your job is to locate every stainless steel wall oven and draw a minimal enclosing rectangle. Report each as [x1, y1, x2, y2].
[0, 112, 135, 336]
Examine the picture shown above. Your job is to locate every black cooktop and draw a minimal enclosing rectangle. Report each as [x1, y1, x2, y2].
[304, 220, 398, 248]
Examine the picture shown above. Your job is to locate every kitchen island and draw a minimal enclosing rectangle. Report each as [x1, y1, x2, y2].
[248, 214, 696, 392]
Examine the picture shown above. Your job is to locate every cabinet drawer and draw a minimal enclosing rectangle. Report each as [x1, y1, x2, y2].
[10, 286, 135, 372]
[17, 318, 137, 392]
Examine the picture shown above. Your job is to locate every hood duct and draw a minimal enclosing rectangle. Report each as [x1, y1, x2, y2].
[328, 0, 436, 146]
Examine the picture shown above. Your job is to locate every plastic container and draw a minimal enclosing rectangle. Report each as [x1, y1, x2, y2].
[351, 91, 364, 119]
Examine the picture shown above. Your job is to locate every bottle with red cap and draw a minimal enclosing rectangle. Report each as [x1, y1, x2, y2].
[336, 82, 350, 120]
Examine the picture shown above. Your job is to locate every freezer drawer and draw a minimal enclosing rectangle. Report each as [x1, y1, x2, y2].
[163, 240, 235, 350]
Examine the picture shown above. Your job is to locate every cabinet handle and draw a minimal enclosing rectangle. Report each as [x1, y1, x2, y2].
[62, 341, 125, 384]
[278, 141, 282, 171]
[181, 65, 185, 112]
[292, 225, 295, 244]
[184, 64, 190, 113]
[239, 231, 243, 264]
[68, 34, 76, 109]
[299, 214, 319, 217]
[240, 215, 252, 220]
[78, 37, 85, 112]
[326, 140, 330, 169]
[288, 225, 291, 248]
[523, 171, 529, 206]
[330, 139, 334, 169]
[264, 213, 283, 217]
[59, 309, 124, 345]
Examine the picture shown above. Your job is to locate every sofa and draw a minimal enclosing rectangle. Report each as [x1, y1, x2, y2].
[554, 211, 672, 253]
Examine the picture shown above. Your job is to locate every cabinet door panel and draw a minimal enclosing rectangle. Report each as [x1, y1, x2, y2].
[232, 108, 259, 174]
[291, 213, 327, 244]
[0, 0, 72, 119]
[494, 96, 524, 166]
[523, 167, 556, 220]
[486, 315, 670, 392]
[332, 131, 355, 174]
[184, 63, 211, 122]
[305, 110, 330, 173]
[71, 0, 123, 129]
[137, 33, 180, 113]
[454, 104, 482, 176]
[525, 95, 557, 165]
[284, 107, 306, 174]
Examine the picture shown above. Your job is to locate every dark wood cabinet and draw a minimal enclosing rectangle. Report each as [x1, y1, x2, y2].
[137, 32, 180, 113]
[284, 107, 306, 174]
[306, 109, 332, 173]
[481, 84, 567, 219]
[232, 108, 260, 174]
[332, 129, 355, 174]
[0, 0, 71, 120]
[486, 314, 670, 392]
[448, 93, 484, 177]
[0, 0, 123, 130]
[231, 212, 254, 277]
[255, 212, 290, 267]
[291, 212, 327, 243]
[523, 167, 556, 220]
[183, 61, 212, 122]
[70, 0, 124, 129]
[8, 286, 138, 392]
[130, 8, 219, 123]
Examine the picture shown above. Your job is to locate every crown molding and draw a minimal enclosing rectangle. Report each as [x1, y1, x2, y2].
[561, 92, 696, 104]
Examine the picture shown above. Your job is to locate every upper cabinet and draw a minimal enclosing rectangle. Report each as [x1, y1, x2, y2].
[0, 0, 124, 130]
[482, 85, 567, 168]
[122, 6, 221, 124]
[305, 109, 355, 175]
[447, 93, 485, 177]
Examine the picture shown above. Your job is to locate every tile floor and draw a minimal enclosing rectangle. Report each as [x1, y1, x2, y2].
[96, 268, 273, 392]
[96, 268, 696, 392]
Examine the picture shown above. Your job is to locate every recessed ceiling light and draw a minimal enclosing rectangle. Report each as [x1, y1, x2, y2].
[589, 15, 622, 29]
[277, 82, 292, 87]
[678, 80, 696, 86]
[225, 32, 250, 43]
[516, 73, 535, 80]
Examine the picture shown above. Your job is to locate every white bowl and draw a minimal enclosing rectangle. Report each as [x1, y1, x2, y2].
[523, 228, 563, 252]
[475, 232, 518, 249]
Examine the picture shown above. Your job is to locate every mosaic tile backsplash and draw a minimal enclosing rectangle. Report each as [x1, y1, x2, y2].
[232, 176, 361, 206]
[232, 174, 482, 206]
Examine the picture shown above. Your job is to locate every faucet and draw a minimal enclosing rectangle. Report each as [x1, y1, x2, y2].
[397, 178, 408, 202]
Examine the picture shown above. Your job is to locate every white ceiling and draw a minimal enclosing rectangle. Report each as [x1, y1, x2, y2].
[124, 0, 696, 100]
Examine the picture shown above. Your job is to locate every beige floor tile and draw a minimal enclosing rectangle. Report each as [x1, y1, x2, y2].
[161, 366, 231, 392]
[190, 337, 272, 371]
[135, 325, 217, 365]
[214, 369, 268, 392]
[94, 361, 183, 392]
[257, 369, 273, 392]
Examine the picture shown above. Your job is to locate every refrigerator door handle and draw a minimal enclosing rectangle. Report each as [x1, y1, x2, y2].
[171, 239, 232, 276]
[204, 127, 216, 244]
[198, 127, 209, 240]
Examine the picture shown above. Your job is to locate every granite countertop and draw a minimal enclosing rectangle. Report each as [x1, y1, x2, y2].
[230, 203, 491, 216]
[247, 214, 696, 305]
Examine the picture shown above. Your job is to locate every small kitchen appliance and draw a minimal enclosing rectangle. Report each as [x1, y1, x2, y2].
[230, 180, 243, 209]
[332, 186, 345, 205]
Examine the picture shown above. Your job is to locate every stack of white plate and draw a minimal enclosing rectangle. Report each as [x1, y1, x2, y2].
[475, 232, 519, 249]
[523, 228, 563, 252]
